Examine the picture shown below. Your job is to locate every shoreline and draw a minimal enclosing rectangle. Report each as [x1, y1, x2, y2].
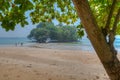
[0, 42, 95, 51]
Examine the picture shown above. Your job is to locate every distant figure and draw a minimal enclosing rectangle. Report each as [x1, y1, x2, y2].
[15, 43, 17, 47]
[21, 43, 23, 46]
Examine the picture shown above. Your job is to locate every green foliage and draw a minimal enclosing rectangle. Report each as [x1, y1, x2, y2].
[89, 0, 120, 31]
[0, 0, 119, 37]
[28, 28, 50, 42]
[34, 28, 50, 42]
[0, 0, 78, 31]
[56, 25, 78, 42]
[0, 0, 33, 31]
[28, 22, 79, 42]
[116, 22, 120, 35]
[77, 23, 84, 38]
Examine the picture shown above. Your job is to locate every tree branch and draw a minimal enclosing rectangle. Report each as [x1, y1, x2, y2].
[108, 8, 120, 55]
[112, 8, 120, 34]
[104, 0, 117, 35]
[109, 8, 120, 45]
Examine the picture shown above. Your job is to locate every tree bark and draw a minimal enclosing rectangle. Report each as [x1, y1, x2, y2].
[72, 0, 120, 80]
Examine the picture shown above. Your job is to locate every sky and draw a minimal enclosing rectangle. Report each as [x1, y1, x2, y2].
[0, 19, 60, 38]
[0, 11, 36, 38]
[0, 19, 79, 38]
[0, 8, 79, 38]
[0, 2, 79, 38]
[0, 23, 36, 38]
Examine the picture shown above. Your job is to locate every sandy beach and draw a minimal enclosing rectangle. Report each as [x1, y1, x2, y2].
[0, 45, 111, 80]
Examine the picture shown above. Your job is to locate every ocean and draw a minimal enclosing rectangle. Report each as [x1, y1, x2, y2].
[0, 37, 30, 46]
[79, 37, 120, 51]
[0, 37, 120, 51]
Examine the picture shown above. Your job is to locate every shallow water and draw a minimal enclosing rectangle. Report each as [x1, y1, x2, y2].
[0, 37, 120, 52]
[0, 37, 30, 45]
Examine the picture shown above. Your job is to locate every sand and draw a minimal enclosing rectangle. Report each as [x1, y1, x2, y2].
[0, 46, 110, 80]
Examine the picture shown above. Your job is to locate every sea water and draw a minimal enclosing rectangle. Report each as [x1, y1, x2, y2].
[0, 37, 30, 46]
[78, 36, 120, 51]
[0, 37, 120, 51]
[62, 36, 120, 51]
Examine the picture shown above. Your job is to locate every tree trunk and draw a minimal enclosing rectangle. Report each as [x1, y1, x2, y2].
[72, 0, 120, 80]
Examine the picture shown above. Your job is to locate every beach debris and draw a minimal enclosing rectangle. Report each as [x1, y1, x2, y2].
[26, 64, 32, 68]
[96, 75, 99, 79]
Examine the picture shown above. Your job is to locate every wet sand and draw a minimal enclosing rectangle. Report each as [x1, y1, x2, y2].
[0, 46, 110, 80]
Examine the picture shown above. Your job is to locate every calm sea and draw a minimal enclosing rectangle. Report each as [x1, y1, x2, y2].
[0, 37, 30, 46]
[78, 37, 120, 51]
[0, 37, 120, 51]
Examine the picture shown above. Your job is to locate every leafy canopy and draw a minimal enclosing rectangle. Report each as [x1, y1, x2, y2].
[0, 0, 120, 35]
[0, 0, 78, 31]
[28, 22, 79, 42]
[90, 0, 120, 32]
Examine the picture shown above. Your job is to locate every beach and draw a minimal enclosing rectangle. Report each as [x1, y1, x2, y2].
[0, 44, 111, 80]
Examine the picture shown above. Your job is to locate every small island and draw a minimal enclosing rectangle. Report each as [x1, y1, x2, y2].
[28, 22, 83, 43]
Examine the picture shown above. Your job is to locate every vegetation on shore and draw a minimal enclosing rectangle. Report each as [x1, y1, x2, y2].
[28, 22, 81, 43]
